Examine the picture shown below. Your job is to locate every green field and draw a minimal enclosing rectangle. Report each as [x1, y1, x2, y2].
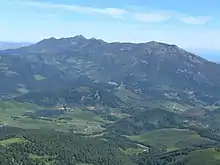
[115, 88, 144, 102]
[0, 137, 26, 147]
[184, 148, 220, 165]
[162, 101, 192, 112]
[128, 128, 215, 151]
[122, 147, 146, 155]
[29, 154, 55, 165]
[4, 111, 106, 134]
[207, 105, 220, 111]
[0, 100, 42, 125]
[115, 88, 158, 108]
[33, 74, 46, 81]
[0, 101, 111, 134]
[66, 109, 104, 122]
[0, 100, 41, 115]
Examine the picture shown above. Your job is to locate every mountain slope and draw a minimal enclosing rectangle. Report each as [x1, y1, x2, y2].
[15, 76, 123, 108]
[0, 55, 72, 99]
[0, 54, 124, 108]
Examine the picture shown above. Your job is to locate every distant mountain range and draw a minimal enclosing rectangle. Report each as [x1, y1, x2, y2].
[0, 41, 32, 50]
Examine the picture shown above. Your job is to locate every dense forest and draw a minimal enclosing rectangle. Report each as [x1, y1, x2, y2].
[0, 127, 134, 165]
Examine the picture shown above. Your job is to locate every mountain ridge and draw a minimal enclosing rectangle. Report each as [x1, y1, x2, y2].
[2, 36, 210, 68]
[0, 35, 192, 53]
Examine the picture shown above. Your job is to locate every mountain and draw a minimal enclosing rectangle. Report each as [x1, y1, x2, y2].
[2, 35, 220, 106]
[0, 41, 31, 50]
[2, 36, 220, 165]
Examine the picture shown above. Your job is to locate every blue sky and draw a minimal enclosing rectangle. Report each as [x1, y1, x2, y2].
[1, 0, 220, 51]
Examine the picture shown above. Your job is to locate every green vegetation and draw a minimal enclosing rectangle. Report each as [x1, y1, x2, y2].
[29, 154, 55, 165]
[115, 88, 159, 109]
[122, 147, 145, 155]
[33, 74, 46, 81]
[128, 128, 215, 151]
[16, 87, 29, 94]
[0, 101, 110, 134]
[162, 101, 192, 112]
[116, 88, 144, 102]
[207, 105, 220, 111]
[0, 127, 134, 165]
[0, 137, 26, 146]
[184, 148, 220, 165]
[66, 109, 104, 122]
[0, 101, 41, 126]
[0, 100, 41, 112]
[107, 108, 183, 135]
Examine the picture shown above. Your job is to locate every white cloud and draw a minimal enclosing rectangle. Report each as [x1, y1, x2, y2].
[24, 1, 170, 22]
[21, 1, 171, 22]
[132, 12, 170, 22]
[179, 16, 211, 25]
[8, 0, 212, 25]
[22, 1, 127, 19]
[94, 8, 128, 19]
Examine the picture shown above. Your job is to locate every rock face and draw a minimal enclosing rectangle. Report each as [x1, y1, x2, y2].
[1, 35, 220, 105]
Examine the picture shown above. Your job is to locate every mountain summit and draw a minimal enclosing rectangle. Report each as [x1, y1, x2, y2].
[3, 35, 106, 55]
